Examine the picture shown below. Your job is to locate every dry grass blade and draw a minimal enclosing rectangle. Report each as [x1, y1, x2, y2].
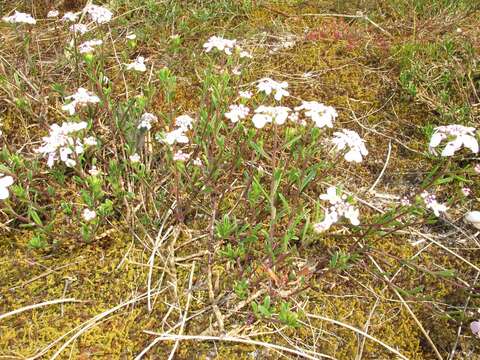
[142, 333, 336, 360]
[305, 313, 409, 360]
[0, 298, 83, 322]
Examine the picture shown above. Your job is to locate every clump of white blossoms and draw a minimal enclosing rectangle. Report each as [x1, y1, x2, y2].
[173, 150, 190, 162]
[225, 104, 250, 124]
[126, 56, 146, 72]
[62, 88, 100, 115]
[2, 11, 36, 25]
[464, 211, 480, 230]
[47, 10, 59, 18]
[256, 78, 289, 101]
[252, 106, 290, 129]
[294, 101, 338, 128]
[332, 129, 368, 163]
[429, 124, 478, 156]
[420, 191, 448, 217]
[88, 165, 101, 176]
[0, 174, 14, 200]
[138, 112, 157, 131]
[62, 12, 79, 22]
[239, 50, 253, 59]
[78, 39, 103, 54]
[35, 122, 89, 168]
[239, 90, 253, 99]
[313, 186, 360, 233]
[130, 153, 140, 163]
[70, 24, 89, 35]
[162, 115, 195, 145]
[175, 115, 194, 131]
[203, 36, 237, 55]
[83, 4, 113, 24]
[82, 208, 97, 222]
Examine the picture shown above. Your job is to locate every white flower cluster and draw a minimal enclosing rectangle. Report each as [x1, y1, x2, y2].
[225, 104, 250, 123]
[203, 36, 237, 55]
[159, 115, 199, 163]
[295, 101, 337, 128]
[0, 174, 14, 200]
[70, 23, 89, 35]
[252, 106, 290, 128]
[47, 10, 59, 18]
[224, 76, 367, 162]
[126, 56, 147, 72]
[62, 12, 79, 22]
[420, 191, 448, 217]
[78, 39, 103, 54]
[82, 208, 97, 221]
[138, 112, 157, 130]
[49, 4, 112, 24]
[84, 4, 113, 24]
[332, 129, 369, 163]
[313, 187, 360, 233]
[163, 115, 194, 146]
[429, 124, 478, 157]
[203, 36, 252, 58]
[35, 121, 93, 168]
[2, 11, 36, 25]
[62, 88, 100, 115]
[257, 78, 289, 101]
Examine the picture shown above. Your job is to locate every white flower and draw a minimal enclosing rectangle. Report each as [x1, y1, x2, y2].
[126, 33, 136, 40]
[84, 136, 97, 146]
[78, 39, 103, 54]
[62, 88, 100, 115]
[138, 112, 157, 130]
[173, 150, 190, 162]
[203, 36, 236, 55]
[252, 105, 290, 128]
[0, 174, 14, 200]
[313, 187, 360, 232]
[343, 205, 360, 226]
[164, 128, 189, 145]
[88, 165, 101, 176]
[319, 186, 343, 205]
[2, 11, 36, 25]
[70, 24, 89, 35]
[475, 164, 480, 174]
[239, 50, 252, 59]
[193, 158, 202, 166]
[313, 210, 337, 233]
[175, 115, 194, 131]
[294, 101, 337, 128]
[464, 211, 480, 230]
[232, 66, 242, 76]
[62, 12, 79, 22]
[47, 10, 59, 18]
[239, 90, 253, 99]
[225, 104, 249, 123]
[288, 111, 306, 126]
[82, 208, 97, 221]
[126, 56, 146, 72]
[332, 129, 368, 163]
[35, 122, 88, 168]
[84, 4, 113, 24]
[421, 191, 448, 217]
[130, 153, 140, 163]
[429, 125, 478, 156]
[462, 187, 471, 196]
[256, 78, 289, 101]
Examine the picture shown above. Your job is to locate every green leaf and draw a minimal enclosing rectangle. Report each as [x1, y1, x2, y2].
[28, 207, 43, 226]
